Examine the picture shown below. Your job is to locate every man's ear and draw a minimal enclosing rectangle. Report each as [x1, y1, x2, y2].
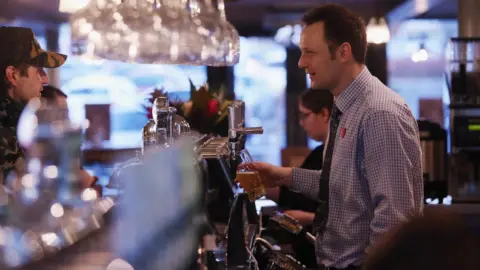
[321, 107, 330, 123]
[4, 66, 19, 87]
[338, 42, 353, 63]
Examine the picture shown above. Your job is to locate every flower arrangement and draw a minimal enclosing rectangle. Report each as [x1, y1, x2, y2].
[144, 80, 233, 136]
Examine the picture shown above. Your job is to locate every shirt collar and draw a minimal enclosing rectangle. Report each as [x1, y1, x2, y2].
[0, 96, 25, 129]
[335, 66, 371, 113]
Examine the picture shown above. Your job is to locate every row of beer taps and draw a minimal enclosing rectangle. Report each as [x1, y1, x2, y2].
[0, 95, 263, 269]
[139, 96, 264, 269]
[141, 97, 263, 167]
[142, 96, 192, 152]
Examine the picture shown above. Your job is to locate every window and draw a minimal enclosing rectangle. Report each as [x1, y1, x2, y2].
[387, 19, 457, 128]
[57, 24, 207, 148]
[234, 37, 287, 165]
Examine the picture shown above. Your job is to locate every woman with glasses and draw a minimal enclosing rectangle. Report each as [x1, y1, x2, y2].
[266, 88, 333, 225]
[265, 88, 333, 267]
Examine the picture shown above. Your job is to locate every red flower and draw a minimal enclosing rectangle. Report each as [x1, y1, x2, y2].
[145, 106, 153, 119]
[207, 99, 219, 117]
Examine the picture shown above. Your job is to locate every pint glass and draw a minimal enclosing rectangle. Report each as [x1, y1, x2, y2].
[235, 149, 266, 202]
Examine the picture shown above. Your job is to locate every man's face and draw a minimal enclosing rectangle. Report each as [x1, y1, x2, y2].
[298, 22, 342, 90]
[8, 65, 49, 103]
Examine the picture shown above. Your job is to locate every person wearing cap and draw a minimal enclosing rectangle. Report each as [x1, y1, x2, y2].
[0, 26, 67, 182]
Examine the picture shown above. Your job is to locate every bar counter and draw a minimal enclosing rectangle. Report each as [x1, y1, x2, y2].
[63, 150, 480, 269]
[426, 204, 480, 234]
[15, 197, 479, 270]
[427, 203, 480, 215]
[19, 213, 115, 270]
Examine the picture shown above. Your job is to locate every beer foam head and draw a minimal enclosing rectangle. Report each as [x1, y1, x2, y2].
[237, 171, 256, 174]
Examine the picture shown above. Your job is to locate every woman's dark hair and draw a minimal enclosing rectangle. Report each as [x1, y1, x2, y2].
[299, 88, 334, 114]
[41, 85, 67, 101]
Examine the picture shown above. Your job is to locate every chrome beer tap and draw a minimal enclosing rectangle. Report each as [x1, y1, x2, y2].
[227, 101, 263, 178]
[142, 119, 157, 154]
[153, 96, 172, 146]
[173, 114, 191, 138]
[120, 98, 191, 190]
[151, 96, 189, 147]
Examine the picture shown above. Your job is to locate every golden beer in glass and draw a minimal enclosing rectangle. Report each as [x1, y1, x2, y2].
[235, 149, 266, 202]
[236, 170, 266, 202]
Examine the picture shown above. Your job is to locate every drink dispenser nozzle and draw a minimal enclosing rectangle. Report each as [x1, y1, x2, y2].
[227, 101, 263, 178]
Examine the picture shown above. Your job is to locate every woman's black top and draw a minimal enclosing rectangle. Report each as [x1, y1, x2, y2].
[278, 144, 324, 212]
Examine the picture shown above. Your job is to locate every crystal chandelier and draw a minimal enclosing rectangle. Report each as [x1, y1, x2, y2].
[70, 0, 240, 66]
[70, 0, 137, 61]
[212, 0, 240, 66]
[188, 0, 240, 66]
[136, 0, 204, 64]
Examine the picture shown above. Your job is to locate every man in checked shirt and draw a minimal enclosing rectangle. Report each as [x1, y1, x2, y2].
[240, 4, 423, 270]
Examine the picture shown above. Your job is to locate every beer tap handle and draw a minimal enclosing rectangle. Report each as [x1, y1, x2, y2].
[238, 127, 263, 135]
[199, 152, 219, 159]
[228, 127, 264, 140]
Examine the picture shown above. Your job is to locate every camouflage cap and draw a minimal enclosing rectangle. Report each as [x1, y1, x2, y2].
[0, 26, 67, 68]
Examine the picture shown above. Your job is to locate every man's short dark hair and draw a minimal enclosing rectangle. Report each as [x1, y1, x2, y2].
[302, 4, 367, 64]
[299, 88, 334, 114]
[0, 26, 67, 99]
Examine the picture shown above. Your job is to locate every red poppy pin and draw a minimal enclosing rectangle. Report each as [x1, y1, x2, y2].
[341, 128, 346, 138]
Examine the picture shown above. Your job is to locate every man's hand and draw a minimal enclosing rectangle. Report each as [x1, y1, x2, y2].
[236, 162, 293, 188]
[283, 210, 315, 226]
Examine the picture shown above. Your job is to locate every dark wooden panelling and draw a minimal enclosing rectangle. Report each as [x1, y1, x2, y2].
[285, 46, 308, 147]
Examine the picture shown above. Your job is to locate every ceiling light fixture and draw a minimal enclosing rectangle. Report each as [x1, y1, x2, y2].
[366, 17, 390, 44]
[411, 43, 428, 63]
